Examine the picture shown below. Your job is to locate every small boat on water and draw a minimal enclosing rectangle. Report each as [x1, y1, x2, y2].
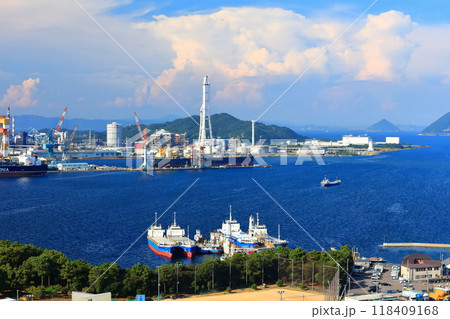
[321, 175, 341, 187]
[194, 230, 222, 254]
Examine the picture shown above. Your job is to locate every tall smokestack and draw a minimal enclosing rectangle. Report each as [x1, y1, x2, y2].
[198, 76, 213, 145]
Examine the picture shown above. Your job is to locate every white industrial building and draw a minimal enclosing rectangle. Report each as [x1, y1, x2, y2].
[107, 122, 123, 147]
[304, 139, 343, 147]
[57, 162, 90, 171]
[341, 135, 370, 146]
[386, 137, 400, 144]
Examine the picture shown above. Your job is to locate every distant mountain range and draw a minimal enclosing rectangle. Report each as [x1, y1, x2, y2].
[421, 112, 450, 135]
[366, 119, 401, 132]
[117, 113, 307, 141]
[13, 114, 179, 132]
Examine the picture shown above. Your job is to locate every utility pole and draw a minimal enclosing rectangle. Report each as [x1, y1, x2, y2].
[302, 260, 304, 284]
[157, 266, 160, 300]
[261, 259, 265, 286]
[245, 260, 248, 288]
[312, 263, 315, 291]
[176, 263, 180, 298]
[291, 259, 294, 286]
[194, 265, 197, 295]
[276, 253, 281, 281]
[212, 263, 215, 292]
[229, 261, 232, 289]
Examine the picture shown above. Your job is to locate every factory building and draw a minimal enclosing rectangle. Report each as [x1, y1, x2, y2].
[341, 135, 370, 146]
[386, 137, 400, 144]
[134, 130, 187, 155]
[106, 122, 123, 147]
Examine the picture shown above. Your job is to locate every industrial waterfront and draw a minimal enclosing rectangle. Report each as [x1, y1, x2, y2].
[0, 131, 448, 270]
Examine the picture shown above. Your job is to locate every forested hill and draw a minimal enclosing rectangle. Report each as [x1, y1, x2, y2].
[121, 113, 307, 141]
[421, 112, 450, 136]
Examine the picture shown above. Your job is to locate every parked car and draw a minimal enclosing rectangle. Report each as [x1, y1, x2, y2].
[380, 282, 391, 286]
[368, 285, 377, 292]
[371, 280, 380, 285]
[371, 275, 381, 280]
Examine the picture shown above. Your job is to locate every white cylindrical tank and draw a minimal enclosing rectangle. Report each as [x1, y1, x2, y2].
[107, 122, 123, 147]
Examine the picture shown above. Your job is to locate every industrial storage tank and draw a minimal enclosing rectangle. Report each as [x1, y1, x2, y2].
[106, 122, 123, 147]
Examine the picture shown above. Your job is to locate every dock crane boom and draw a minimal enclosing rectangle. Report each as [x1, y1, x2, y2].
[133, 111, 149, 144]
[54, 107, 68, 139]
[68, 124, 79, 144]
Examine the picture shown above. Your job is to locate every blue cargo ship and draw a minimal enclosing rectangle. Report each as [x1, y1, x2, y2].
[147, 213, 198, 258]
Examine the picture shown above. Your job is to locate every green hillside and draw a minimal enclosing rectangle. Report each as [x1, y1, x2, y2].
[366, 119, 400, 132]
[422, 112, 450, 135]
[121, 113, 307, 141]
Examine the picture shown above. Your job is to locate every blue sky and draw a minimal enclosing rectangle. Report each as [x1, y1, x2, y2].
[0, 0, 450, 129]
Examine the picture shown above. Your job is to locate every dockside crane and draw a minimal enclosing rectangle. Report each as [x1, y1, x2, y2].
[53, 107, 68, 140]
[43, 107, 68, 156]
[68, 123, 79, 145]
[133, 111, 149, 145]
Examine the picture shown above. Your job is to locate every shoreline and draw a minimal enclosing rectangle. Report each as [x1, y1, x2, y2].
[46, 145, 428, 161]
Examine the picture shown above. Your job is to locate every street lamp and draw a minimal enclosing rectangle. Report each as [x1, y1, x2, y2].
[276, 253, 281, 281]
[194, 265, 197, 295]
[277, 290, 285, 301]
[176, 263, 180, 298]
[157, 266, 161, 301]
[261, 259, 265, 286]
[229, 260, 232, 289]
[245, 260, 248, 288]
[212, 262, 215, 292]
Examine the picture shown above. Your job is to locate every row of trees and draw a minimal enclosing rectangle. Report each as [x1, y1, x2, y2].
[0, 240, 353, 299]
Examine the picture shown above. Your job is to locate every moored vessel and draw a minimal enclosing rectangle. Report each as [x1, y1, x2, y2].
[321, 175, 341, 187]
[0, 154, 48, 177]
[166, 212, 198, 258]
[248, 213, 288, 248]
[147, 213, 178, 258]
[147, 212, 198, 258]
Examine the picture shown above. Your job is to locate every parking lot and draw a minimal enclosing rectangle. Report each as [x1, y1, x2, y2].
[347, 263, 432, 297]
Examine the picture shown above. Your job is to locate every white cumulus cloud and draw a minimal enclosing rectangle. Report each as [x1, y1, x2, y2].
[0, 78, 41, 108]
[353, 10, 416, 82]
[116, 8, 420, 109]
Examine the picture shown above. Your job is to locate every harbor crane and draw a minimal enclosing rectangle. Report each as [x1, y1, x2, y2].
[43, 107, 68, 156]
[54, 107, 67, 139]
[133, 111, 149, 144]
[68, 123, 79, 145]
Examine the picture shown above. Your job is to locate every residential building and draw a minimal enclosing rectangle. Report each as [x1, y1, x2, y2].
[401, 253, 442, 282]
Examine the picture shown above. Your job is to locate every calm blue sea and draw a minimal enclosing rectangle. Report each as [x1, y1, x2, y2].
[0, 131, 448, 268]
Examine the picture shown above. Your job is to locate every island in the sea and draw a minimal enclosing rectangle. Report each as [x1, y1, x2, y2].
[421, 112, 450, 136]
[366, 119, 401, 132]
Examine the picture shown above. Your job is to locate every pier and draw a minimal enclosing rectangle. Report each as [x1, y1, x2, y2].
[379, 243, 450, 249]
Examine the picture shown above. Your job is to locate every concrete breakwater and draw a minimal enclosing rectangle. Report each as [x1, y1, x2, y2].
[379, 243, 450, 248]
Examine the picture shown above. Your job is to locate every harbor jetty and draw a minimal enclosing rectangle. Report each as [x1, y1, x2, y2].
[379, 243, 450, 249]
